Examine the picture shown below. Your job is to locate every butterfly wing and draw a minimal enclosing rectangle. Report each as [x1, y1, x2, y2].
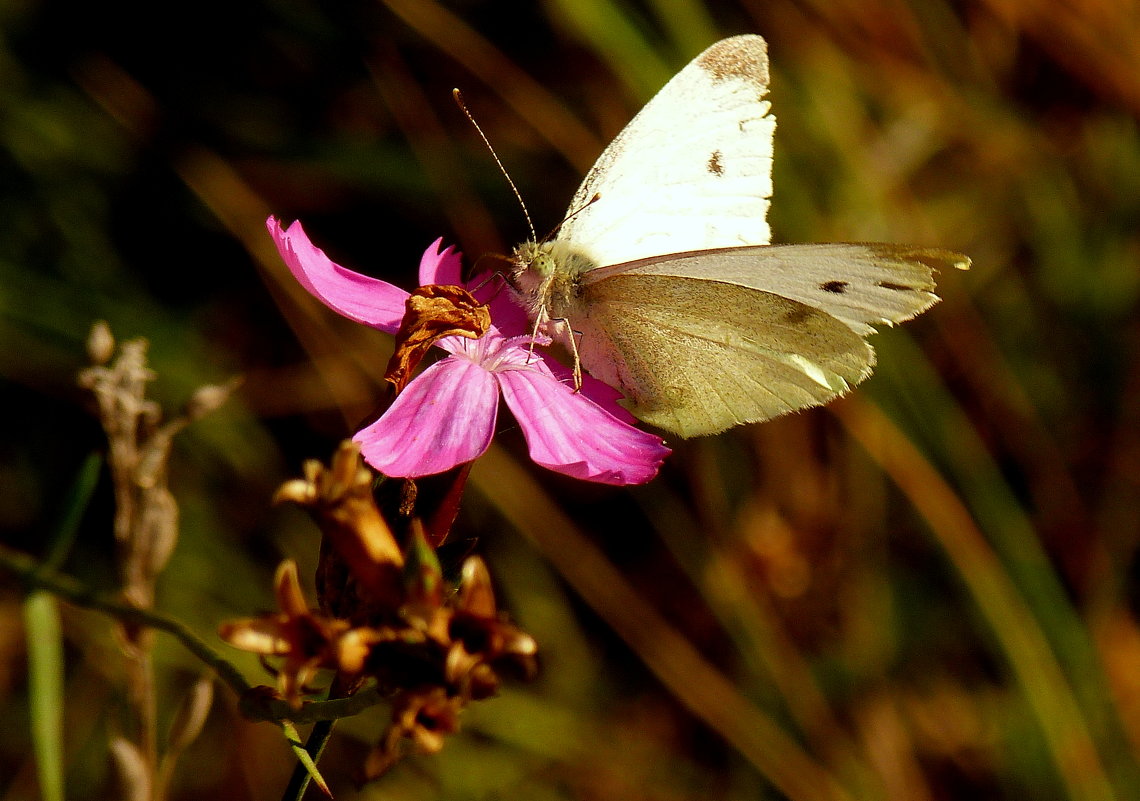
[574, 244, 967, 437]
[575, 272, 875, 437]
[587, 243, 967, 334]
[555, 35, 775, 268]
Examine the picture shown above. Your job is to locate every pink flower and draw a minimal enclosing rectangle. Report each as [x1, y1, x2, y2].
[268, 217, 669, 485]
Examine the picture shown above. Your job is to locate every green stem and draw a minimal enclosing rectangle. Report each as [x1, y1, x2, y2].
[281, 720, 337, 800]
[0, 543, 386, 725]
[0, 542, 253, 698]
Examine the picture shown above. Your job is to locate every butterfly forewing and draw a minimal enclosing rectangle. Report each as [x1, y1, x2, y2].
[556, 35, 776, 269]
[575, 273, 875, 437]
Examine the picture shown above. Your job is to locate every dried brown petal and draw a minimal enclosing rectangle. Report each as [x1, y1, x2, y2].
[217, 617, 293, 655]
[275, 442, 404, 615]
[274, 560, 309, 619]
[444, 642, 480, 687]
[390, 688, 462, 755]
[384, 285, 491, 394]
[334, 626, 388, 675]
[465, 662, 501, 701]
[219, 559, 362, 708]
[363, 686, 464, 779]
[456, 556, 496, 618]
[273, 478, 316, 506]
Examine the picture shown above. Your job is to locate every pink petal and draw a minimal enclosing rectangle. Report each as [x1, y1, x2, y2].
[577, 373, 639, 423]
[485, 314, 638, 422]
[418, 238, 464, 286]
[488, 291, 532, 336]
[354, 357, 499, 478]
[497, 368, 669, 485]
[501, 335, 638, 424]
[268, 216, 408, 332]
[538, 358, 639, 424]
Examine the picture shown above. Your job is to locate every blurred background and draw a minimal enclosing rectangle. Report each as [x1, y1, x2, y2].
[2, 0, 1139, 798]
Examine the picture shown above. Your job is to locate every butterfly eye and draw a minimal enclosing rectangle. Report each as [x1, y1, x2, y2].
[530, 249, 555, 277]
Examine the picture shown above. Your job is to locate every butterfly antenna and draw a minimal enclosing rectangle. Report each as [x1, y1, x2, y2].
[453, 89, 536, 242]
[538, 192, 600, 244]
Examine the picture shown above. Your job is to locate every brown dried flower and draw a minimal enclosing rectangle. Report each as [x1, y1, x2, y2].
[218, 560, 375, 708]
[226, 445, 539, 778]
[275, 441, 404, 617]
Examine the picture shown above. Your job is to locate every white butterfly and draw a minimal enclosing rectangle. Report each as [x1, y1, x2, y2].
[509, 34, 969, 438]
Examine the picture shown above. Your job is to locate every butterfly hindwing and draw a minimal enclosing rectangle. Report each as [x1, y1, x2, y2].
[575, 272, 874, 437]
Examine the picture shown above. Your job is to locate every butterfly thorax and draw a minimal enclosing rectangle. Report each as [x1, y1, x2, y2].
[510, 240, 596, 320]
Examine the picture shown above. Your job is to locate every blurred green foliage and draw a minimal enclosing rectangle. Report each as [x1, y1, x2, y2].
[2, 0, 1140, 799]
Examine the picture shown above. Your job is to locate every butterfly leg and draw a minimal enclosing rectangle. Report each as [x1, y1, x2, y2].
[525, 304, 549, 367]
[528, 305, 583, 391]
[546, 316, 583, 391]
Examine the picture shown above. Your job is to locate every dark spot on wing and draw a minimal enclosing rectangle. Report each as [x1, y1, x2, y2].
[697, 36, 770, 89]
[877, 281, 916, 292]
[707, 150, 724, 176]
[781, 305, 814, 326]
[820, 280, 849, 294]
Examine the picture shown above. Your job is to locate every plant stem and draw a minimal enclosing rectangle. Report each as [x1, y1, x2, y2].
[0, 543, 386, 723]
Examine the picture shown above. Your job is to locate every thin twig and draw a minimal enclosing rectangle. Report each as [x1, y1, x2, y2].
[0, 543, 251, 698]
[0, 543, 386, 724]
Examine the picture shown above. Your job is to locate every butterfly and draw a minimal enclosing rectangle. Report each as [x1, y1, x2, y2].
[508, 34, 969, 438]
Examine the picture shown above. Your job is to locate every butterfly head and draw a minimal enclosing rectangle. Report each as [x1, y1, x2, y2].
[509, 240, 594, 320]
